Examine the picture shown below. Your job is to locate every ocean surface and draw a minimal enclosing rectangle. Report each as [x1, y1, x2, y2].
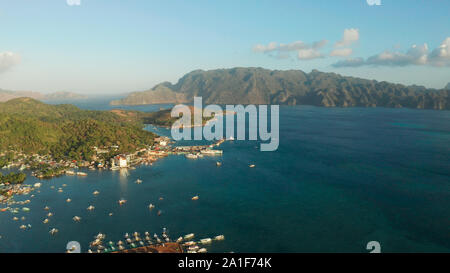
[1, 99, 449, 253]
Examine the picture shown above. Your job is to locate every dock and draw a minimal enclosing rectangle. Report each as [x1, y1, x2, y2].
[112, 242, 183, 253]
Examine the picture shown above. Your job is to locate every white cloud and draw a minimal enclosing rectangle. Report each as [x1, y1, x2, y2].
[253, 40, 326, 54]
[367, 0, 381, 6]
[335, 28, 359, 47]
[330, 48, 353, 57]
[0, 52, 21, 73]
[429, 37, 450, 66]
[67, 0, 81, 6]
[332, 39, 450, 68]
[253, 40, 328, 60]
[298, 49, 322, 60]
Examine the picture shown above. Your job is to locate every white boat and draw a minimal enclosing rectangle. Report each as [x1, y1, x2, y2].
[49, 228, 58, 235]
[135, 179, 143, 184]
[201, 149, 223, 155]
[66, 170, 75, 175]
[249, 164, 256, 168]
[33, 183, 42, 188]
[184, 233, 195, 240]
[87, 205, 95, 211]
[185, 153, 198, 159]
[118, 199, 127, 205]
[198, 248, 208, 253]
[183, 241, 196, 246]
[93, 190, 100, 196]
[73, 216, 81, 222]
[200, 238, 212, 244]
[66, 198, 72, 203]
[214, 235, 225, 241]
[77, 172, 88, 176]
[148, 204, 155, 210]
[191, 196, 199, 201]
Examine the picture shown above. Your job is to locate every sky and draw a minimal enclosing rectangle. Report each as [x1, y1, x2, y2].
[0, 0, 449, 94]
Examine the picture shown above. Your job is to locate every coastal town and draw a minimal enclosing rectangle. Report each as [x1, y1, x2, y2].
[0, 136, 227, 205]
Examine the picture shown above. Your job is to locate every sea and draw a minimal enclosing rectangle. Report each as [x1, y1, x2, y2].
[0, 97, 449, 253]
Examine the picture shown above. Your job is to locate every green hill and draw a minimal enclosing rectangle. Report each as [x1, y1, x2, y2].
[111, 67, 450, 110]
[0, 98, 156, 160]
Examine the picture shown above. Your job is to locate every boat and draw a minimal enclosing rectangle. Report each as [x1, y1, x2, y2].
[73, 216, 81, 222]
[201, 149, 223, 155]
[185, 153, 198, 159]
[216, 162, 222, 166]
[93, 190, 100, 196]
[43, 219, 49, 224]
[249, 164, 256, 168]
[77, 172, 88, 176]
[87, 205, 95, 211]
[176, 237, 183, 243]
[191, 196, 199, 201]
[47, 212, 53, 217]
[49, 228, 58, 235]
[198, 248, 208, 253]
[183, 241, 196, 246]
[214, 235, 225, 241]
[66, 198, 72, 203]
[44, 206, 50, 211]
[148, 204, 155, 210]
[200, 238, 212, 244]
[13, 217, 19, 221]
[135, 179, 143, 184]
[184, 233, 195, 240]
[66, 170, 75, 175]
[22, 207, 30, 212]
[34, 183, 42, 188]
[118, 199, 127, 205]
[20, 225, 27, 230]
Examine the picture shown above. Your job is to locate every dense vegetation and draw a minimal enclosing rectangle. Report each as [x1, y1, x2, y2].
[140, 106, 214, 127]
[0, 98, 156, 161]
[0, 172, 26, 185]
[111, 67, 450, 110]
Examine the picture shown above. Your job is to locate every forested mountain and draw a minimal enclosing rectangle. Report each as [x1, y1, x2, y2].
[0, 98, 155, 160]
[111, 68, 449, 110]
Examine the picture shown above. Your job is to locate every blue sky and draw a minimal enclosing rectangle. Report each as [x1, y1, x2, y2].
[0, 0, 449, 94]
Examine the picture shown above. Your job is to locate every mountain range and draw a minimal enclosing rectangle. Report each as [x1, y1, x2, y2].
[0, 89, 87, 102]
[110, 68, 449, 110]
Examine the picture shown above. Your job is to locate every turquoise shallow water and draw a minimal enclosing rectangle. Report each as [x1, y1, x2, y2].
[1, 101, 449, 253]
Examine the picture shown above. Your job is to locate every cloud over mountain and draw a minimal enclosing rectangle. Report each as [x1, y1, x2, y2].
[333, 37, 450, 67]
[0, 52, 21, 74]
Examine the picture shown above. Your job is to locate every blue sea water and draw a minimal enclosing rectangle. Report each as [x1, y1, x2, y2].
[0, 100, 449, 253]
